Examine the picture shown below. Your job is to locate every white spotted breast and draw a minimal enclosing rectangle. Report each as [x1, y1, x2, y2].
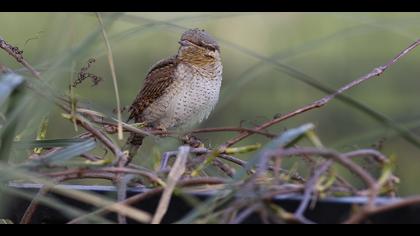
[142, 61, 222, 129]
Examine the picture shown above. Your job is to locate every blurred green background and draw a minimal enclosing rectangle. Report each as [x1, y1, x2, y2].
[1, 12, 420, 195]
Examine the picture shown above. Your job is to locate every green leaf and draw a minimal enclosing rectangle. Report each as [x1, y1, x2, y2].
[262, 123, 315, 150]
[14, 138, 91, 149]
[22, 138, 97, 167]
[0, 73, 26, 162]
[224, 143, 262, 154]
[0, 73, 25, 107]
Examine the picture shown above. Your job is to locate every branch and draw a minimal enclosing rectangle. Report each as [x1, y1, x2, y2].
[345, 196, 420, 224]
[20, 186, 50, 224]
[160, 147, 305, 182]
[188, 127, 276, 138]
[78, 116, 128, 164]
[152, 146, 190, 224]
[293, 160, 333, 224]
[0, 36, 41, 79]
[223, 39, 420, 147]
[278, 147, 380, 210]
[89, 117, 151, 137]
[343, 149, 388, 163]
[43, 167, 163, 185]
[279, 148, 377, 187]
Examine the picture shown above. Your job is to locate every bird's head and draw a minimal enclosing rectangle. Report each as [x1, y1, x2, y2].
[177, 28, 221, 67]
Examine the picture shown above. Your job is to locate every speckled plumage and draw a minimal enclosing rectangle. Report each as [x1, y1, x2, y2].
[125, 29, 222, 157]
[140, 62, 222, 129]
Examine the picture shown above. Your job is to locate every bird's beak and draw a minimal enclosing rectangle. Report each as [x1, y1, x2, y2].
[178, 40, 190, 47]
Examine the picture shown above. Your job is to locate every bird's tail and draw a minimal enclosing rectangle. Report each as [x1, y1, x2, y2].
[123, 132, 145, 163]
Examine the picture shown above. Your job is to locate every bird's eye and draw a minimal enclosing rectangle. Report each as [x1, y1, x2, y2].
[199, 41, 218, 51]
[179, 40, 191, 47]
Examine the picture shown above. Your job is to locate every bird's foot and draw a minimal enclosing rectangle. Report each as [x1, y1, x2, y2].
[153, 124, 169, 136]
[159, 135, 203, 172]
[182, 134, 204, 148]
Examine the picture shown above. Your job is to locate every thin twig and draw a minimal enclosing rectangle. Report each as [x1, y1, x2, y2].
[278, 147, 380, 209]
[0, 36, 41, 79]
[345, 196, 420, 224]
[343, 149, 388, 163]
[0, 164, 152, 224]
[152, 146, 190, 224]
[116, 175, 131, 224]
[160, 147, 305, 182]
[51, 172, 116, 182]
[71, 113, 129, 165]
[188, 127, 276, 138]
[96, 13, 123, 142]
[212, 158, 235, 177]
[91, 118, 151, 137]
[43, 167, 162, 185]
[230, 204, 261, 224]
[67, 177, 226, 224]
[294, 160, 333, 224]
[280, 148, 377, 187]
[20, 186, 50, 224]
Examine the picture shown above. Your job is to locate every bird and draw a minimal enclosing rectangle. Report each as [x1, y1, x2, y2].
[124, 28, 223, 161]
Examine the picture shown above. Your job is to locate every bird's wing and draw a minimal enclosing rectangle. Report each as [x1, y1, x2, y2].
[128, 56, 178, 122]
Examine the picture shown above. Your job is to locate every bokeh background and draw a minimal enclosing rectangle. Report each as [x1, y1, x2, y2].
[1, 12, 420, 195]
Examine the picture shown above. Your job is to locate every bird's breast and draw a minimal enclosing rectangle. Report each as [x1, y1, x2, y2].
[141, 62, 222, 129]
[170, 63, 222, 128]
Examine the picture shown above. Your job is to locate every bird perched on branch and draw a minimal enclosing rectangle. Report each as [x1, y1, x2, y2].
[124, 28, 223, 161]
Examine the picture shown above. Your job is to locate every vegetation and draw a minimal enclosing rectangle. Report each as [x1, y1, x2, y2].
[1, 13, 420, 224]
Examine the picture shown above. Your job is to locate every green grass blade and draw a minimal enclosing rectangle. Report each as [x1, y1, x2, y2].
[0, 75, 26, 162]
[14, 138, 93, 149]
[22, 138, 96, 167]
[0, 73, 25, 107]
